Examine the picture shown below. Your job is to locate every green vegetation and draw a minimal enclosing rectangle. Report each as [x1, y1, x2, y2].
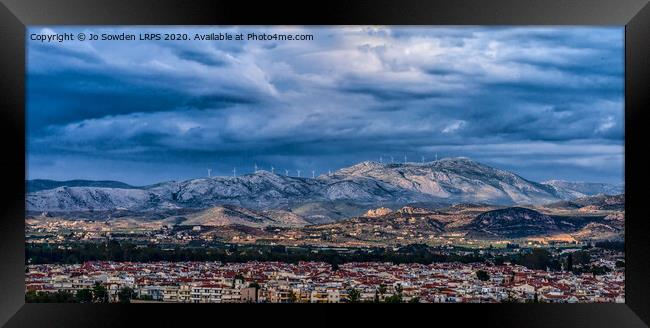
[26, 242, 615, 275]
[511, 248, 561, 271]
[594, 241, 624, 252]
[384, 294, 403, 303]
[476, 270, 490, 281]
[92, 282, 109, 303]
[377, 284, 387, 297]
[588, 265, 612, 276]
[572, 250, 591, 266]
[25, 290, 76, 303]
[347, 288, 361, 303]
[25, 283, 113, 303]
[233, 273, 245, 288]
[76, 288, 93, 303]
[501, 290, 518, 303]
[287, 291, 297, 303]
[26, 242, 488, 266]
[383, 284, 404, 303]
[117, 287, 136, 303]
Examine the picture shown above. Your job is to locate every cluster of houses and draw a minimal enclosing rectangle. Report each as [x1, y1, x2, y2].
[26, 260, 624, 303]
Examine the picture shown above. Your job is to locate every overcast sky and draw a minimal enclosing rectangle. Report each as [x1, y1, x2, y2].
[26, 26, 624, 185]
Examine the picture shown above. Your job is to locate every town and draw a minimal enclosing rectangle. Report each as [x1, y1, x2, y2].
[26, 259, 624, 304]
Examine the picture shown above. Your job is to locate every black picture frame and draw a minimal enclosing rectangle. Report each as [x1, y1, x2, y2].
[1, 0, 648, 327]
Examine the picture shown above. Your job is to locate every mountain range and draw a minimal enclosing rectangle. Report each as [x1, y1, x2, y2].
[27, 158, 623, 216]
[27, 179, 137, 193]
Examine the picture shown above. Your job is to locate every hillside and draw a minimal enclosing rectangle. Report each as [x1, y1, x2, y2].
[541, 180, 623, 199]
[180, 205, 309, 228]
[467, 207, 559, 238]
[545, 194, 625, 211]
[27, 179, 138, 193]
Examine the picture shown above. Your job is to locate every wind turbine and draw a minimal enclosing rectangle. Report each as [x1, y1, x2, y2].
[328, 169, 331, 175]
[233, 167, 236, 177]
[435, 153, 438, 161]
[271, 166, 275, 174]
[390, 156, 394, 164]
[207, 168, 212, 178]
[285, 169, 289, 176]
[254, 163, 258, 173]
[312, 170, 315, 178]
[404, 154, 407, 164]
[297, 170, 301, 178]
[421, 156, 425, 164]
[379, 156, 383, 164]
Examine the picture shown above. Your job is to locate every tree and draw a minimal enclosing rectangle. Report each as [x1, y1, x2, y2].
[590, 265, 611, 276]
[76, 289, 93, 303]
[287, 290, 298, 303]
[408, 297, 420, 303]
[385, 284, 403, 303]
[566, 253, 573, 272]
[501, 290, 518, 303]
[92, 282, 109, 303]
[57, 290, 77, 302]
[517, 248, 556, 270]
[384, 294, 403, 303]
[494, 256, 505, 266]
[139, 294, 153, 301]
[378, 284, 387, 296]
[26, 291, 50, 303]
[573, 251, 591, 266]
[26, 291, 48, 303]
[347, 288, 361, 303]
[25, 291, 37, 303]
[26, 290, 77, 303]
[476, 270, 490, 281]
[117, 287, 135, 303]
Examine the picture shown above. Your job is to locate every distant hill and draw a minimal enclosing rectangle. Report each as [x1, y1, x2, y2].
[180, 204, 309, 228]
[303, 205, 447, 242]
[546, 194, 624, 211]
[467, 207, 559, 238]
[27, 179, 138, 193]
[571, 222, 623, 241]
[289, 201, 373, 225]
[541, 180, 623, 199]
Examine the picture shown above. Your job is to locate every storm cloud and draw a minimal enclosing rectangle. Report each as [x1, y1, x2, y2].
[27, 26, 624, 185]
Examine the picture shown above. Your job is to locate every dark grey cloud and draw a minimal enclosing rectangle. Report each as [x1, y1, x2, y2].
[26, 26, 624, 185]
[174, 49, 229, 67]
